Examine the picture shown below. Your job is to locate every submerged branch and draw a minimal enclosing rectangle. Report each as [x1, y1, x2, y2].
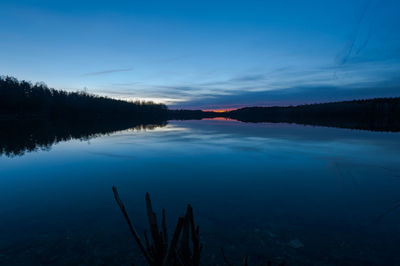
[112, 187, 202, 266]
[113, 187, 285, 265]
[112, 186, 152, 264]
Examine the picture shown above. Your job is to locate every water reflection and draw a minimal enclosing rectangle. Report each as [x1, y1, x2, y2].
[0, 120, 400, 265]
[0, 119, 166, 157]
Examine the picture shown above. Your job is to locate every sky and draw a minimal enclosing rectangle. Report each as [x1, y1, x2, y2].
[1, 0, 400, 110]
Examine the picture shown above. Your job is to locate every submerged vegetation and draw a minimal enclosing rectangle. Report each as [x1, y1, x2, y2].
[112, 187, 286, 266]
[112, 187, 202, 266]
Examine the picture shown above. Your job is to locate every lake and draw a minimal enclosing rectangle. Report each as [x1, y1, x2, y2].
[1, 119, 400, 265]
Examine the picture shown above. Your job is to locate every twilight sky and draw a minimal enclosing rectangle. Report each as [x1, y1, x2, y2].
[1, 0, 400, 110]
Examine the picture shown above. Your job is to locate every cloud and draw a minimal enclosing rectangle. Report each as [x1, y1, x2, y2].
[111, 82, 141, 86]
[336, 0, 371, 65]
[90, 60, 400, 109]
[81, 68, 133, 77]
[229, 74, 267, 82]
[170, 79, 400, 109]
[85, 151, 137, 159]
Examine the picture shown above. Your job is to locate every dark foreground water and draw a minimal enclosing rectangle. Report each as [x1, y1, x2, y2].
[1, 119, 400, 265]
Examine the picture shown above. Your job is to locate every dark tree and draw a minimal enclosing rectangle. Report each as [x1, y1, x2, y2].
[0, 75, 168, 122]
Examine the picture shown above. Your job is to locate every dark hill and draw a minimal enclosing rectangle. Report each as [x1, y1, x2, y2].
[225, 97, 400, 131]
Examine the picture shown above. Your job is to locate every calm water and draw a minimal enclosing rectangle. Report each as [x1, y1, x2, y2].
[1, 119, 400, 265]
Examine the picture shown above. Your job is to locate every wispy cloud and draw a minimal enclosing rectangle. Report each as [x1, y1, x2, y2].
[169, 78, 400, 109]
[81, 68, 133, 77]
[90, 58, 400, 109]
[336, 0, 372, 66]
[229, 74, 267, 82]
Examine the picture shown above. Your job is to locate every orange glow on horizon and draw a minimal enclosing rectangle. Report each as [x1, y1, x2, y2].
[202, 108, 238, 113]
[202, 117, 239, 122]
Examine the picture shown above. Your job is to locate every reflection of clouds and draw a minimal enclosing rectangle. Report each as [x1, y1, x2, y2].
[230, 145, 263, 152]
[167, 120, 400, 154]
[327, 156, 400, 177]
[85, 151, 137, 159]
[150, 124, 190, 132]
[93, 120, 400, 165]
[105, 124, 185, 138]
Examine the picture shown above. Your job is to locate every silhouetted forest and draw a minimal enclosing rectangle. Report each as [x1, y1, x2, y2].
[0, 118, 166, 157]
[168, 109, 219, 120]
[225, 98, 400, 131]
[2, 75, 400, 144]
[0, 76, 168, 121]
[167, 98, 400, 131]
[0, 75, 170, 157]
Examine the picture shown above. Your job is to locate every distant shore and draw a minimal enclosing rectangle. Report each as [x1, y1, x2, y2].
[170, 97, 400, 132]
[2, 76, 400, 132]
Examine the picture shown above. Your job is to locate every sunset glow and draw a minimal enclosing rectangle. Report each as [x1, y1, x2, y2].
[202, 117, 239, 122]
[202, 108, 238, 113]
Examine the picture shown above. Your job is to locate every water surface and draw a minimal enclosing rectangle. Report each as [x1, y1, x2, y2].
[1, 120, 400, 265]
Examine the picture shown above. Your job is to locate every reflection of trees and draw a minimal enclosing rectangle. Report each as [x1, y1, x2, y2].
[0, 118, 166, 157]
[169, 98, 400, 132]
[0, 75, 169, 157]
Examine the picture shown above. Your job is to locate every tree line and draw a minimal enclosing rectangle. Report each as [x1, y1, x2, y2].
[225, 97, 400, 131]
[2, 75, 399, 132]
[0, 76, 168, 122]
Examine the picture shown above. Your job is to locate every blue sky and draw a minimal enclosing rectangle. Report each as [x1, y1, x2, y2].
[1, 0, 399, 109]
